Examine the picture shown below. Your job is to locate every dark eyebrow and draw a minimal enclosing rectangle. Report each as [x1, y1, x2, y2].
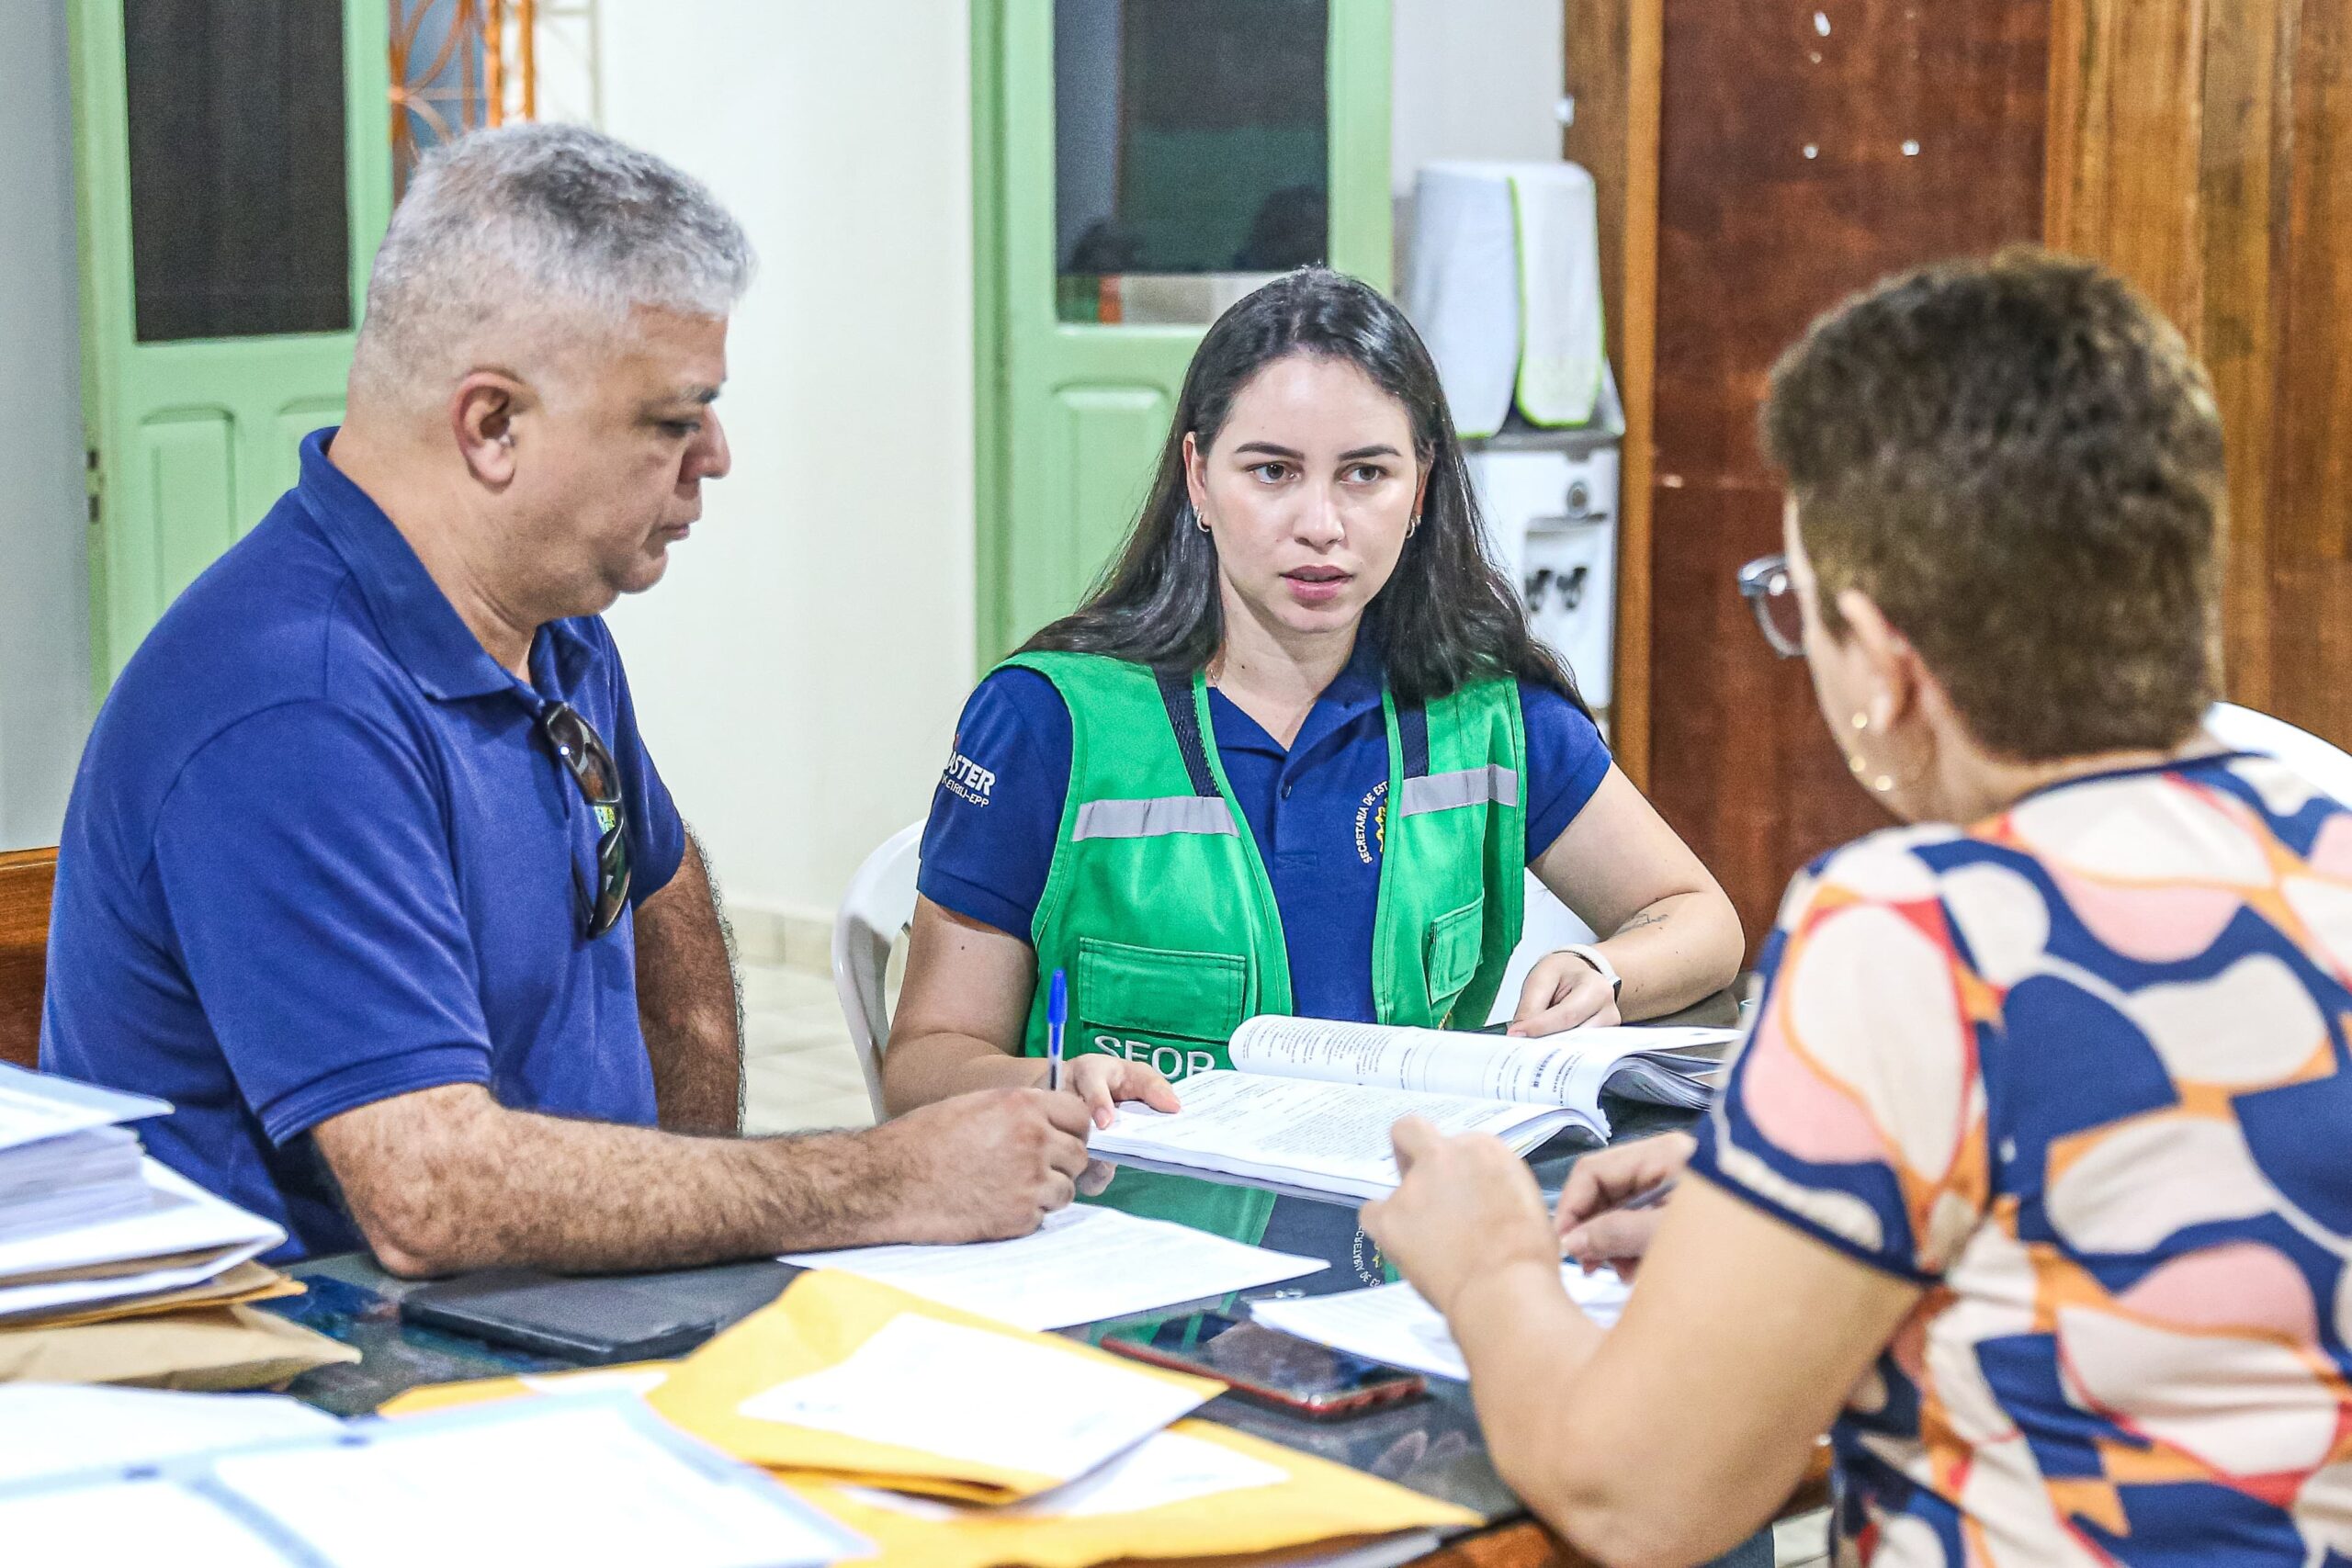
[1232, 442, 1304, 460]
[1340, 445, 1403, 461]
[639, 386, 722, 418]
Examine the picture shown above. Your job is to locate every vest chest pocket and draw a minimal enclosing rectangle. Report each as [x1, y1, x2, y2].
[1075, 936, 1250, 1047]
[1424, 897, 1487, 1021]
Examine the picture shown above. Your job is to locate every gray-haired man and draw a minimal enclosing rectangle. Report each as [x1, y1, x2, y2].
[42, 125, 1091, 1274]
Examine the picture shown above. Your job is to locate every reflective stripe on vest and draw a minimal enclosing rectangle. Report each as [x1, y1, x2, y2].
[1072, 796, 1240, 840]
[1399, 763, 1520, 817]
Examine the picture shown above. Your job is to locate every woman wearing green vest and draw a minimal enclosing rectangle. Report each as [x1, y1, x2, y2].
[886, 268, 1742, 1145]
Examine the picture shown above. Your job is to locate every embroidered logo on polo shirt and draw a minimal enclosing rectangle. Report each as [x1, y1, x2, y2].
[941, 733, 997, 807]
[1352, 781, 1387, 864]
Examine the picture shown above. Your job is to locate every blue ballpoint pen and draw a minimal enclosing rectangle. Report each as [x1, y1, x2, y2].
[1046, 968, 1068, 1091]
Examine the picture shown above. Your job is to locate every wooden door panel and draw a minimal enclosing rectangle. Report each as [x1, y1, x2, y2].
[2047, 0, 2352, 753]
[1644, 0, 2052, 953]
[2264, 0, 2352, 748]
[2196, 0, 2290, 714]
[0, 849, 59, 1072]
[1648, 483, 1895, 942]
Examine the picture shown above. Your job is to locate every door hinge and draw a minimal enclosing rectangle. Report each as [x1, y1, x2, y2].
[85, 447, 101, 525]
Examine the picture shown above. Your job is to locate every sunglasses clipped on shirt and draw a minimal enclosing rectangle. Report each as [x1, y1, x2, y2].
[537, 701, 632, 939]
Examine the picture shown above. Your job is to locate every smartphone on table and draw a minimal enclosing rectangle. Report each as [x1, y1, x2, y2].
[1100, 1312, 1425, 1419]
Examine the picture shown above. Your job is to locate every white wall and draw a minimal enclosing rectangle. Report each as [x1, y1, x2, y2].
[1390, 0, 1568, 286]
[595, 1, 976, 923]
[0, 0, 95, 850]
[582, 1, 1566, 924]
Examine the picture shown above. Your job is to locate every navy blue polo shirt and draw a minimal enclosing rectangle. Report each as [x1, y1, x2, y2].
[41, 429, 685, 1261]
[918, 639, 1611, 1021]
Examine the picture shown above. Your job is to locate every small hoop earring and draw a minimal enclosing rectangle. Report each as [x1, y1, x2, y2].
[1407, 513, 1421, 538]
[1191, 505, 1211, 535]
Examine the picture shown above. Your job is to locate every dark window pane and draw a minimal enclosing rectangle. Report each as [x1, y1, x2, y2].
[1055, 0, 1328, 321]
[125, 0, 352, 343]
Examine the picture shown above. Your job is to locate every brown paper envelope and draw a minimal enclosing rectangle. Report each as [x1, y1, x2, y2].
[0, 1244, 246, 1291]
[0, 1263, 301, 1332]
[0, 1303, 358, 1391]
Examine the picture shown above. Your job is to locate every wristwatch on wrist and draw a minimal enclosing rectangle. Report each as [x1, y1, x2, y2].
[1559, 942, 1623, 999]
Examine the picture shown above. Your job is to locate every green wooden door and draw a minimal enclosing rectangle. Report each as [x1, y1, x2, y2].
[975, 0, 1392, 661]
[70, 0, 394, 692]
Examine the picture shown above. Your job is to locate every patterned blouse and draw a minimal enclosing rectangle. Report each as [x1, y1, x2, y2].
[1690, 754, 2352, 1565]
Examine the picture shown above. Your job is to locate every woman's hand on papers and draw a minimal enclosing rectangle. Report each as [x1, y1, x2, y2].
[1506, 951, 1623, 1036]
[1361, 1118, 1557, 1317]
[1061, 1055, 1182, 1131]
[1555, 1132, 1695, 1280]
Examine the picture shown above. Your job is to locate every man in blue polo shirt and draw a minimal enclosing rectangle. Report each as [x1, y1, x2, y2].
[41, 125, 1089, 1271]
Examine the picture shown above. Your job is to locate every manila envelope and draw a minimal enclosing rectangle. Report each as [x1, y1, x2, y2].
[648, 1269, 1224, 1504]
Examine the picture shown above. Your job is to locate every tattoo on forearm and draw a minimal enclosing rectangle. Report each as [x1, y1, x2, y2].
[1613, 910, 1669, 936]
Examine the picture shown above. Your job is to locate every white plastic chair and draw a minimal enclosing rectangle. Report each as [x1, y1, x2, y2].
[2205, 702, 2352, 806]
[831, 822, 924, 1122]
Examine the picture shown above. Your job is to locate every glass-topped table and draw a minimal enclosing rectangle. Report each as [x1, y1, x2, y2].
[265, 997, 1807, 1566]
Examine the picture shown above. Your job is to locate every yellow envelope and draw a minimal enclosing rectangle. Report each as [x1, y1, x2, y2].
[646, 1269, 1224, 1504]
[0, 1262, 301, 1332]
[784, 1417, 1482, 1568]
[370, 1314, 1483, 1565]
[376, 1359, 679, 1417]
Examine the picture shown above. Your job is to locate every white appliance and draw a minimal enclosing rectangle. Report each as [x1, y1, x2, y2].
[1461, 378, 1626, 1022]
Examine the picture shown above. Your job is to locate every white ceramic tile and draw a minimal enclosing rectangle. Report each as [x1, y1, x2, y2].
[749, 1088, 876, 1136]
[740, 964, 833, 1012]
[744, 1015, 854, 1059]
[748, 1055, 869, 1105]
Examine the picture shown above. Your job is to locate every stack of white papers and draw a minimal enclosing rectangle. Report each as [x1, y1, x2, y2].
[1250, 1264, 1631, 1382]
[0, 1066, 168, 1245]
[0, 1064, 169, 1148]
[0, 1160, 285, 1320]
[0, 1126, 146, 1243]
[782, 1201, 1327, 1330]
[0, 1391, 868, 1568]
[0, 1066, 283, 1322]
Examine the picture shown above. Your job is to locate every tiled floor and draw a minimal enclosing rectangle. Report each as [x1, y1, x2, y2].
[741, 962, 876, 1134]
[735, 959, 1832, 1568]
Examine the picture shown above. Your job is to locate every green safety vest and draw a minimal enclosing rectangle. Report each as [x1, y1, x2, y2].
[998, 651, 1528, 1239]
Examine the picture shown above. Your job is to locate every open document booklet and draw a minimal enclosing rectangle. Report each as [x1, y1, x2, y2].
[1091, 1016, 1736, 1201]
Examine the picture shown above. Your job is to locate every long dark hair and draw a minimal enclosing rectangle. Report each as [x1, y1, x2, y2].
[1020, 267, 1585, 711]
